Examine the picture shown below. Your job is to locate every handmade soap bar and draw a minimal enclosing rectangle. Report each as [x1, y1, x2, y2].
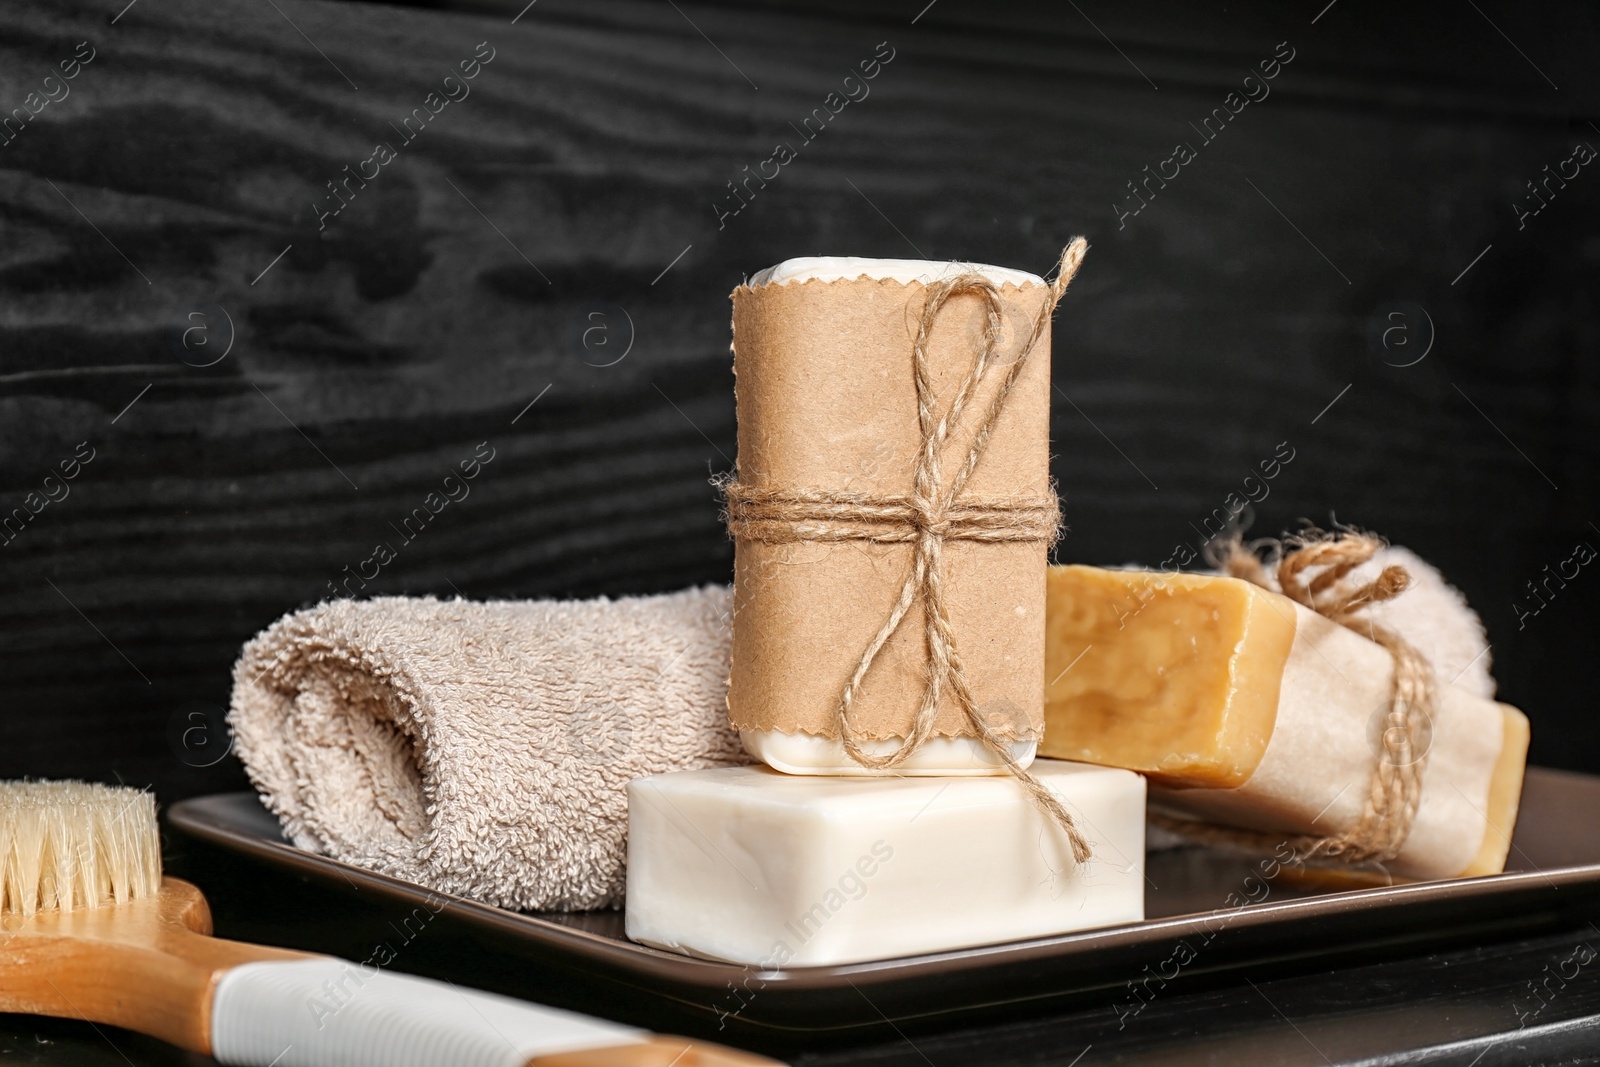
[1041, 566, 1529, 881]
[625, 760, 1145, 966]
[740, 730, 1029, 776]
[728, 257, 1056, 775]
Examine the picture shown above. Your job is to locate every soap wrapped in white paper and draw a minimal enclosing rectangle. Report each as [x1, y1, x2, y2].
[625, 761, 1145, 966]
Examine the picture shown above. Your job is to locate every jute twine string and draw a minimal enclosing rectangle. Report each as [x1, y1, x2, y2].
[1150, 528, 1438, 866]
[724, 239, 1093, 863]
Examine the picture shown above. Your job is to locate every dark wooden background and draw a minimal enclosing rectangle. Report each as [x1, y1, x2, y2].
[1, 0, 1596, 808]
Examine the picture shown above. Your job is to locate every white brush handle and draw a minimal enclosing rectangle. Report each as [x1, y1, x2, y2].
[210, 959, 646, 1067]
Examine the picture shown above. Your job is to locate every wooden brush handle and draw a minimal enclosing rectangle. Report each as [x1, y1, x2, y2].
[2, 879, 777, 1067]
[0, 877, 305, 1051]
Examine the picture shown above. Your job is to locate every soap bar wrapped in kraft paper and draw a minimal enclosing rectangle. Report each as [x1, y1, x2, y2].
[1042, 531, 1530, 882]
[721, 243, 1086, 780]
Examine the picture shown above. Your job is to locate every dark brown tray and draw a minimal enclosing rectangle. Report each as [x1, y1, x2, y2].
[168, 767, 1600, 1047]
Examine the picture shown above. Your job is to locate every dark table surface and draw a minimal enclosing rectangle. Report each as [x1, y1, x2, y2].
[4, 795, 1599, 1067]
[6, 916, 1600, 1065]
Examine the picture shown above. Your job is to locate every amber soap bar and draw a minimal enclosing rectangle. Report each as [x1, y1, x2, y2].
[1041, 566, 1529, 881]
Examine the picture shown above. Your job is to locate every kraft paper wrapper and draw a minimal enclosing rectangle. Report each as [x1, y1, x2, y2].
[727, 274, 1054, 741]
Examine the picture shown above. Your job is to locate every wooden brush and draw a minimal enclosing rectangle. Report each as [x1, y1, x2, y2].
[0, 780, 778, 1066]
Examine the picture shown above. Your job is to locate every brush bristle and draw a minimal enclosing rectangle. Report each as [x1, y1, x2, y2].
[0, 781, 161, 918]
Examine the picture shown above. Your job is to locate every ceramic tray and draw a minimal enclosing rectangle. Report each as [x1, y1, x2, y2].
[169, 768, 1600, 1047]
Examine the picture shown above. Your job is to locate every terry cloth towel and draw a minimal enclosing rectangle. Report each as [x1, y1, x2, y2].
[229, 586, 746, 911]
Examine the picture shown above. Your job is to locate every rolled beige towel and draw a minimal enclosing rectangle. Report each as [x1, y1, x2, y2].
[229, 587, 745, 911]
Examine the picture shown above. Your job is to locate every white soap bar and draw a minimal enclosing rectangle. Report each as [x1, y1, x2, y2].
[739, 729, 1035, 776]
[625, 761, 1145, 966]
[748, 257, 1044, 288]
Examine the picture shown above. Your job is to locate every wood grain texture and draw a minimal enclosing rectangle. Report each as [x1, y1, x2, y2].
[0, 0, 1595, 806]
[0, 878, 308, 1053]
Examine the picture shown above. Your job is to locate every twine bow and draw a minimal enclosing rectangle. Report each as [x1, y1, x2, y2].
[1154, 528, 1438, 867]
[725, 240, 1092, 863]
